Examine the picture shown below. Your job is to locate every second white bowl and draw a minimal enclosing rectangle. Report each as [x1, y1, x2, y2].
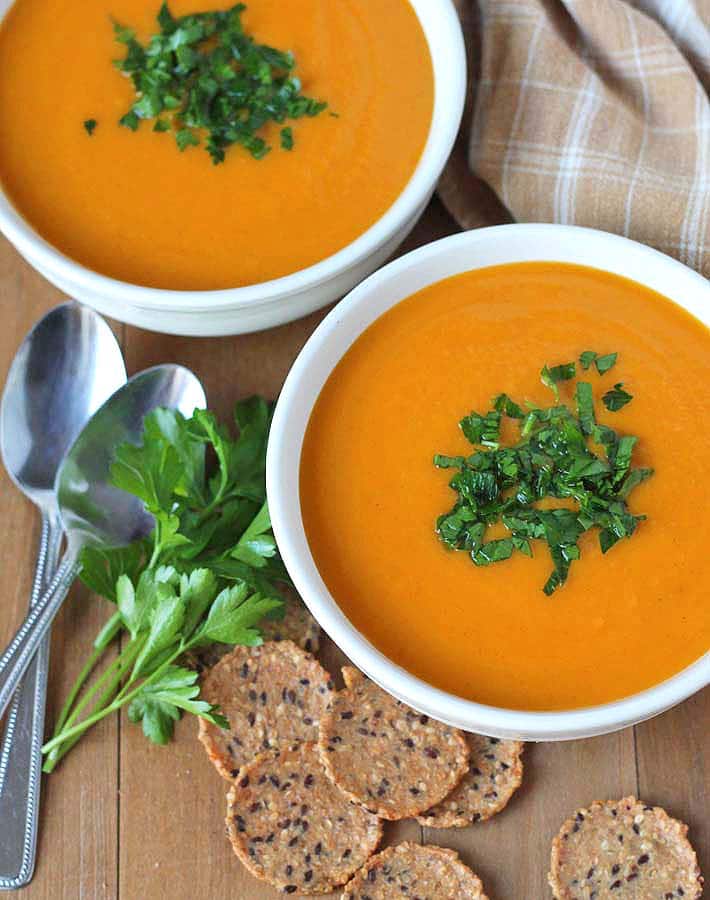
[266, 224, 710, 741]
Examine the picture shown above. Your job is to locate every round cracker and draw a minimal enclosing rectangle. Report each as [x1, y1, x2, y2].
[187, 592, 320, 674]
[549, 796, 703, 899]
[227, 743, 382, 895]
[417, 733, 523, 828]
[340, 842, 489, 899]
[198, 640, 334, 780]
[318, 667, 468, 820]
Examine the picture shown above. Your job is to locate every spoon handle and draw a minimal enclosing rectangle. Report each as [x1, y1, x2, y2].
[0, 548, 80, 721]
[0, 512, 63, 889]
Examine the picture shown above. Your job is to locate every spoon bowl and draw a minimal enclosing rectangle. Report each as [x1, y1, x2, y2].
[1, 302, 126, 508]
[56, 364, 206, 550]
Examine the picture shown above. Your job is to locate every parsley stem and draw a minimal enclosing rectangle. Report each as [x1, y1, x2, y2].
[49, 611, 123, 740]
[43, 637, 145, 771]
[43, 644, 140, 772]
[41, 638, 195, 757]
[195, 487, 228, 527]
[147, 545, 161, 570]
[49, 645, 105, 739]
[63, 638, 142, 731]
[41, 695, 123, 756]
[94, 610, 123, 651]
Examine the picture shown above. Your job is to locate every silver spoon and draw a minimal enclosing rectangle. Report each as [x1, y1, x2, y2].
[0, 363, 206, 721]
[0, 302, 126, 889]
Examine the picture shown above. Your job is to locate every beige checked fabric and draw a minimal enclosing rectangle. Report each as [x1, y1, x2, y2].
[439, 0, 710, 277]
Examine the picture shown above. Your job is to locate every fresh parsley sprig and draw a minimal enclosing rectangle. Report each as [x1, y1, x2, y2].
[435, 353, 653, 595]
[110, 2, 328, 163]
[42, 398, 288, 771]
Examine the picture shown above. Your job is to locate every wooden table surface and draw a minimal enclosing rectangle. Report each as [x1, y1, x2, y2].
[0, 199, 707, 900]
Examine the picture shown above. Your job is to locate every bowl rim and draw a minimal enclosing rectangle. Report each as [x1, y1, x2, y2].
[266, 223, 710, 740]
[0, 0, 466, 311]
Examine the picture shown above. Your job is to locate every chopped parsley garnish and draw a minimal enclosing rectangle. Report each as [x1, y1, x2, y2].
[602, 382, 634, 411]
[112, 2, 328, 163]
[434, 354, 652, 594]
[280, 126, 294, 151]
[83, 119, 98, 136]
[579, 350, 618, 374]
[541, 361, 576, 400]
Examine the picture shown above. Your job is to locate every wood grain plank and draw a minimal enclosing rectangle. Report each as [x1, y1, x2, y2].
[635, 688, 710, 882]
[0, 244, 120, 899]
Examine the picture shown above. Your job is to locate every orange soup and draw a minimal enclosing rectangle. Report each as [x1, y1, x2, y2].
[0, 0, 432, 289]
[300, 263, 710, 710]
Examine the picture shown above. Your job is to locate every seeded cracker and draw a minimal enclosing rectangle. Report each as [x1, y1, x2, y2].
[187, 590, 320, 673]
[226, 742, 382, 894]
[198, 640, 334, 780]
[549, 796, 703, 899]
[417, 733, 523, 828]
[318, 667, 468, 820]
[341, 842, 489, 899]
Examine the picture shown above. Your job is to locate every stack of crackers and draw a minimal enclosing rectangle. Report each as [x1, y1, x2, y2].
[193, 601, 703, 899]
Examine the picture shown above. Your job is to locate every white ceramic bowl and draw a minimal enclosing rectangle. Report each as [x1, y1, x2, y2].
[0, 0, 465, 337]
[267, 224, 710, 741]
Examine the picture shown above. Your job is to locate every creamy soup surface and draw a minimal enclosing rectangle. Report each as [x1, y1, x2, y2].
[300, 262, 710, 711]
[0, 0, 433, 289]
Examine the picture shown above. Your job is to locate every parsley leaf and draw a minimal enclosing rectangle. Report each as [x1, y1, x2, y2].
[232, 501, 277, 569]
[541, 361, 576, 400]
[579, 350, 617, 374]
[80, 543, 147, 602]
[472, 538, 515, 566]
[127, 665, 227, 743]
[575, 382, 596, 435]
[119, 111, 140, 131]
[110, 433, 183, 514]
[603, 383, 633, 411]
[493, 393, 525, 419]
[280, 126, 294, 150]
[618, 466, 654, 498]
[175, 127, 200, 151]
[595, 352, 618, 375]
[460, 410, 501, 447]
[83, 119, 98, 136]
[130, 581, 185, 678]
[579, 351, 597, 371]
[194, 582, 281, 646]
[180, 568, 219, 639]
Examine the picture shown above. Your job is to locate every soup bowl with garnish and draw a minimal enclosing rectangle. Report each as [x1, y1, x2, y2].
[267, 224, 710, 741]
[0, 0, 464, 336]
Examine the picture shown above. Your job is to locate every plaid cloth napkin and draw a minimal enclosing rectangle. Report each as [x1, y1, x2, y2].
[439, 0, 710, 277]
